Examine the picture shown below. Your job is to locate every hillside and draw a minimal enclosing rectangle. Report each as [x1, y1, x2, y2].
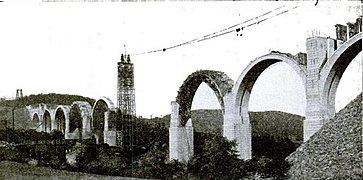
[0, 93, 95, 130]
[149, 109, 304, 142]
[287, 93, 362, 179]
[0, 93, 95, 107]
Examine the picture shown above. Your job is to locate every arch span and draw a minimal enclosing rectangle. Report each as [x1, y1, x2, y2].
[176, 70, 234, 126]
[233, 52, 307, 124]
[32, 113, 40, 130]
[68, 101, 92, 140]
[320, 32, 362, 119]
[43, 110, 52, 133]
[170, 70, 234, 162]
[230, 52, 307, 160]
[92, 97, 116, 144]
[55, 105, 70, 134]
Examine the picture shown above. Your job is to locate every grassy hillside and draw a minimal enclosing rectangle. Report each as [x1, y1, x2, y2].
[148, 109, 304, 142]
[287, 93, 362, 179]
[0, 93, 95, 130]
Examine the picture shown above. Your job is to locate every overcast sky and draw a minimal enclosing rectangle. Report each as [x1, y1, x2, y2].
[0, 1, 361, 117]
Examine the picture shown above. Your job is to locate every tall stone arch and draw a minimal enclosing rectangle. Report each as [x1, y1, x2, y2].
[92, 96, 116, 145]
[304, 33, 362, 141]
[169, 70, 234, 161]
[320, 33, 362, 119]
[230, 52, 307, 160]
[68, 101, 92, 141]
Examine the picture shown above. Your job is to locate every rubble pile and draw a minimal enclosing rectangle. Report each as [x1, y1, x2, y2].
[287, 93, 362, 179]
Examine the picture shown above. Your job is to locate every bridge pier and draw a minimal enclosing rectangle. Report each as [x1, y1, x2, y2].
[304, 36, 336, 141]
[169, 101, 193, 162]
[103, 111, 117, 146]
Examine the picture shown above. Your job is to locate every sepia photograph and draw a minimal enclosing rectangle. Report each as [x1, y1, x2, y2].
[0, 0, 361, 179]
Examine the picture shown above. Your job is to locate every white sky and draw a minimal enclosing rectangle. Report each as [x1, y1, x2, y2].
[0, 1, 361, 117]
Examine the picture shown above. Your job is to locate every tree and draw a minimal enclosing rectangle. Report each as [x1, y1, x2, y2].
[188, 133, 247, 179]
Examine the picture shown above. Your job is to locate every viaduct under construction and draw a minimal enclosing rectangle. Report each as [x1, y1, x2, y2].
[26, 18, 361, 162]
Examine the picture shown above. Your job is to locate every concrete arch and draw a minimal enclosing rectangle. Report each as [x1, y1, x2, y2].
[176, 70, 234, 126]
[68, 101, 92, 140]
[230, 52, 307, 160]
[54, 105, 70, 134]
[92, 97, 116, 144]
[32, 112, 40, 130]
[43, 110, 52, 133]
[233, 52, 307, 124]
[320, 32, 362, 119]
[170, 70, 234, 162]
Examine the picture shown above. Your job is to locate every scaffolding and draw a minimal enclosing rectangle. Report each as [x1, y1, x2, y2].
[116, 54, 136, 149]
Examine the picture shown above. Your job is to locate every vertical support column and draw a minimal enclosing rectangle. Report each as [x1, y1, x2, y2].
[223, 92, 236, 141]
[305, 37, 335, 141]
[104, 111, 116, 146]
[185, 119, 194, 160]
[81, 110, 91, 140]
[223, 92, 252, 160]
[51, 110, 57, 132]
[235, 122, 252, 160]
[169, 101, 180, 161]
[64, 113, 70, 139]
[169, 101, 193, 162]
[104, 111, 109, 131]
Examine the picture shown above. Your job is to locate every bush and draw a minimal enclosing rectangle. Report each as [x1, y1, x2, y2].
[188, 133, 248, 179]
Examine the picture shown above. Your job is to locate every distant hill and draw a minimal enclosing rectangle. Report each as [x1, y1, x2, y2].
[0, 93, 95, 107]
[0, 93, 95, 130]
[147, 109, 304, 142]
[287, 93, 362, 179]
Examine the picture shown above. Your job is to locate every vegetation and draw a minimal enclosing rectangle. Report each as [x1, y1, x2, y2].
[0, 93, 95, 107]
[152, 109, 303, 142]
[0, 93, 96, 130]
[0, 93, 301, 179]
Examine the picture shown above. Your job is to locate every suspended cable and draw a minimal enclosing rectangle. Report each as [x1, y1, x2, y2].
[131, 5, 298, 56]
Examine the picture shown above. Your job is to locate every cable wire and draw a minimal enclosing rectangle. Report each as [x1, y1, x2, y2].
[130, 5, 298, 56]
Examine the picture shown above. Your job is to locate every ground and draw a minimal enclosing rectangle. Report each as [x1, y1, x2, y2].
[0, 161, 141, 180]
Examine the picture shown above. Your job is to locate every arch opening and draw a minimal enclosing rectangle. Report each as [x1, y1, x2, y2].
[69, 105, 82, 134]
[335, 52, 362, 112]
[92, 100, 109, 144]
[191, 82, 223, 136]
[234, 53, 307, 125]
[55, 108, 66, 134]
[32, 113, 40, 130]
[176, 70, 233, 126]
[249, 62, 306, 142]
[321, 33, 362, 118]
[170, 70, 233, 161]
[232, 53, 307, 160]
[43, 110, 51, 133]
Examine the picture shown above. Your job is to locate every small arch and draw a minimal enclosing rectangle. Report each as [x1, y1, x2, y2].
[69, 105, 82, 133]
[55, 105, 69, 134]
[43, 110, 51, 133]
[32, 113, 40, 130]
[92, 97, 116, 144]
[69, 101, 92, 140]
